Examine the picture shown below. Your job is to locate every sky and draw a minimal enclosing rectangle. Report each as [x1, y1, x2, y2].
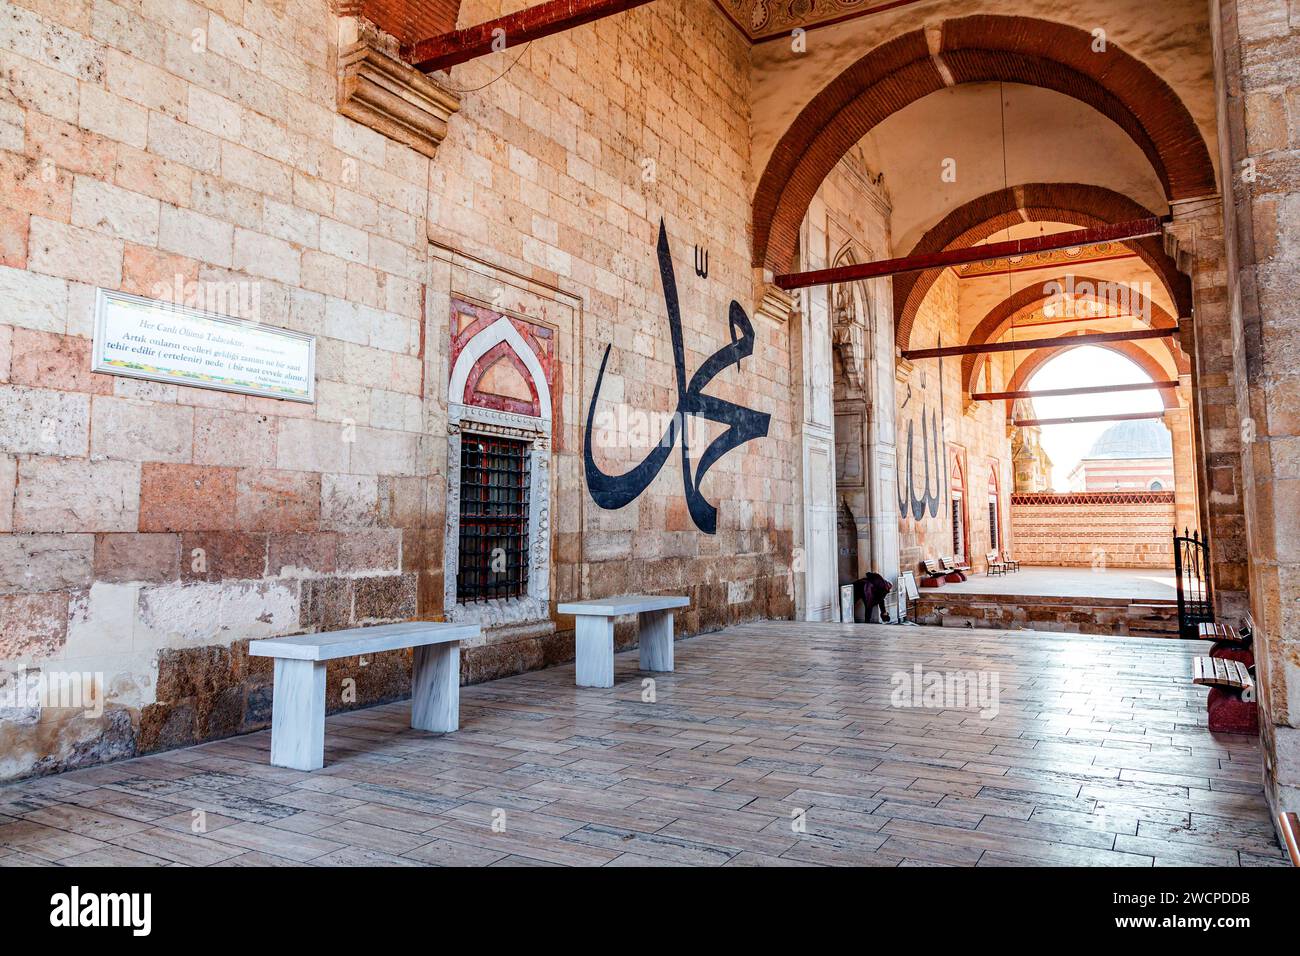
[1023, 346, 1167, 489]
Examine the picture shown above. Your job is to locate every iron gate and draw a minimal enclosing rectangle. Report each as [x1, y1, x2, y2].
[1174, 527, 1214, 639]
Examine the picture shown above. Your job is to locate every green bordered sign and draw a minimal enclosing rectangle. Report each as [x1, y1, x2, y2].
[92, 289, 316, 403]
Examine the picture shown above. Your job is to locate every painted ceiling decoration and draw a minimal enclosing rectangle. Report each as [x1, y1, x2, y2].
[1008, 306, 1134, 329]
[712, 0, 912, 42]
[955, 241, 1138, 279]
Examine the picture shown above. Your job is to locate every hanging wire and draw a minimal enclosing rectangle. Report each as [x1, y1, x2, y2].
[997, 80, 1018, 398]
[438, 41, 534, 94]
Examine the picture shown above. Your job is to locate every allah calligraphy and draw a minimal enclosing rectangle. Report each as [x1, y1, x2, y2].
[897, 406, 945, 520]
[583, 220, 771, 535]
[897, 335, 948, 521]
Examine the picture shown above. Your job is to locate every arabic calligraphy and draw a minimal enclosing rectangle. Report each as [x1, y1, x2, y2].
[897, 335, 948, 521]
[583, 220, 771, 535]
[897, 406, 945, 520]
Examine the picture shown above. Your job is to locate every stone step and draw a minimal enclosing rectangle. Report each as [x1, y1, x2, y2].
[1125, 603, 1182, 637]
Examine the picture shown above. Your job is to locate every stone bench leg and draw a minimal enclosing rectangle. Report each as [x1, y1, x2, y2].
[412, 642, 459, 733]
[270, 658, 327, 771]
[575, 616, 615, 688]
[639, 609, 674, 672]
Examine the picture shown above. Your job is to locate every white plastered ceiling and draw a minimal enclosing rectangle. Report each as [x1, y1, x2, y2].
[749, 0, 1220, 190]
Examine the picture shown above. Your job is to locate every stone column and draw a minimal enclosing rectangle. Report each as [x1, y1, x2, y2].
[870, 279, 900, 580]
[1212, 0, 1300, 817]
[1166, 198, 1249, 622]
[1164, 387, 1200, 535]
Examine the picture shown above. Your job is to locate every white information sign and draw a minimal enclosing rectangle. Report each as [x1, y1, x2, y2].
[92, 289, 315, 402]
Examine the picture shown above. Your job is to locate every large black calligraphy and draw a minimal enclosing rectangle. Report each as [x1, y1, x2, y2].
[897, 407, 945, 521]
[583, 219, 771, 535]
[897, 336, 948, 521]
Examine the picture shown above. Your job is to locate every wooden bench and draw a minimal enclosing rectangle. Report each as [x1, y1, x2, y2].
[1002, 551, 1020, 572]
[249, 621, 480, 771]
[1193, 656, 1255, 697]
[1199, 609, 1253, 643]
[939, 555, 969, 580]
[1199, 621, 1250, 643]
[557, 595, 690, 688]
[1192, 655, 1258, 735]
[920, 558, 947, 587]
[985, 551, 1007, 576]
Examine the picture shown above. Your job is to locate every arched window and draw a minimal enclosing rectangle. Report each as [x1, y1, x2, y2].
[445, 301, 555, 625]
[988, 465, 1001, 553]
[950, 456, 967, 563]
[1150, 480, 1164, 491]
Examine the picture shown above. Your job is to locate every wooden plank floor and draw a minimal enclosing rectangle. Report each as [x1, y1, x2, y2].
[0, 622, 1287, 867]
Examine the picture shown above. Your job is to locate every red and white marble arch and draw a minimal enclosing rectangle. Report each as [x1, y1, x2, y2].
[464, 341, 541, 417]
[448, 301, 554, 422]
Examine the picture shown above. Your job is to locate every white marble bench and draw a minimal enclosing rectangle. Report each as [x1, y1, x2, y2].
[249, 621, 480, 771]
[556, 595, 690, 688]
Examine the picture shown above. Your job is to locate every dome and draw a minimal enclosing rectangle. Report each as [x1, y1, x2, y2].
[1085, 418, 1171, 459]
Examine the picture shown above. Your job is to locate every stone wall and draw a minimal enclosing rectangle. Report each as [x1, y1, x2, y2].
[1214, 0, 1300, 816]
[0, 0, 436, 779]
[0, 0, 793, 781]
[913, 592, 1180, 637]
[801, 146, 898, 594]
[427, 0, 793, 650]
[896, 269, 1014, 575]
[1009, 492, 1176, 569]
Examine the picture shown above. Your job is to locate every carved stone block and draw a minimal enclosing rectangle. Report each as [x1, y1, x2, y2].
[752, 269, 795, 323]
[337, 18, 461, 159]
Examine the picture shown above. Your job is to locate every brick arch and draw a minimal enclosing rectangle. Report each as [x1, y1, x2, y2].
[893, 183, 1193, 351]
[341, 1, 462, 44]
[752, 15, 1216, 272]
[960, 275, 1186, 396]
[1000, 335, 1180, 420]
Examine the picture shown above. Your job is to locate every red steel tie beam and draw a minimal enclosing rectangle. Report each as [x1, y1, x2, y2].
[970, 380, 1180, 402]
[773, 217, 1164, 291]
[901, 326, 1175, 361]
[405, 0, 657, 73]
[1013, 411, 1168, 427]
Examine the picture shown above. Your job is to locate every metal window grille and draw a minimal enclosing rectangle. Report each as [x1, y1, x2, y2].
[988, 499, 999, 552]
[457, 435, 530, 603]
[951, 496, 963, 559]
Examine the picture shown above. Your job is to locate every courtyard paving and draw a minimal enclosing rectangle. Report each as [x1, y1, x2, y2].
[0, 622, 1285, 867]
[932, 565, 1178, 601]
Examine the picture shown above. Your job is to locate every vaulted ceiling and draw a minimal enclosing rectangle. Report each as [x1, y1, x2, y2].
[711, 0, 917, 42]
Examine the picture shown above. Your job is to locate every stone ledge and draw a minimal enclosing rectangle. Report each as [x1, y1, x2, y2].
[752, 270, 795, 323]
[912, 594, 1181, 637]
[337, 17, 460, 159]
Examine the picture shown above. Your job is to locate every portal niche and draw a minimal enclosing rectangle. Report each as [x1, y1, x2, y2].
[444, 298, 555, 627]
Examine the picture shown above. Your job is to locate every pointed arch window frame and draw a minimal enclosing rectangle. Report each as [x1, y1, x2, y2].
[444, 311, 554, 628]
